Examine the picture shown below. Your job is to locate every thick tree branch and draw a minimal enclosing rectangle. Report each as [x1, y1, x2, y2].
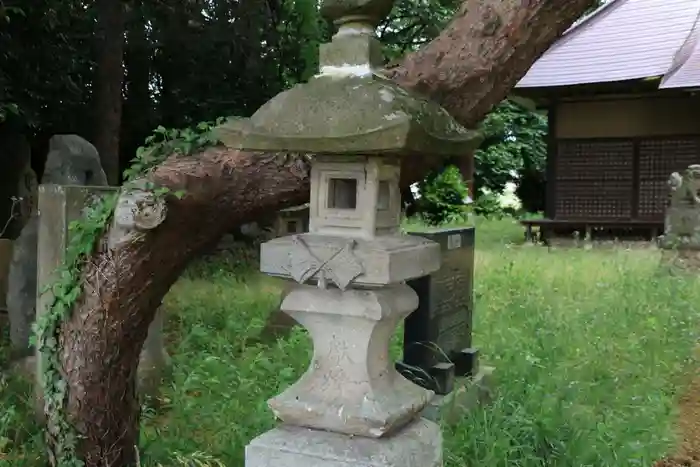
[385, 0, 595, 128]
[57, 0, 597, 464]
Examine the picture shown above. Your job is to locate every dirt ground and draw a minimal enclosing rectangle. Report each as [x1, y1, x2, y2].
[654, 376, 700, 467]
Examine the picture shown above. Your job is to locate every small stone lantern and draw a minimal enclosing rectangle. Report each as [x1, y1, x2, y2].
[218, 0, 481, 465]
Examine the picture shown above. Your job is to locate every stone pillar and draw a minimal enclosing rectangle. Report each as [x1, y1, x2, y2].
[35, 185, 170, 406]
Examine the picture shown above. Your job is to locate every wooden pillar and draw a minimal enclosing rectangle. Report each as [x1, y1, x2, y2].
[631, 138, 641, 220]
[545, 102, 558, 219]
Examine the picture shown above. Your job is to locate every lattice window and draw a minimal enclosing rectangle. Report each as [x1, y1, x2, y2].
[555, 140, 634, 220]
[638, 138, 700, 220]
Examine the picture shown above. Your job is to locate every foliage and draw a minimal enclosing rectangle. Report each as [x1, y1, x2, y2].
[123, 118, 225, 181]
[1, 0, 321, 158]
[379, 0, 459, 62]
[276, 0, 329, 85]
[474, 100, 548, 211]
[471, 191, 507, 219]
[415, 165, 470, 225]
[0, 0, 96, 130]
[3, 218, 698, 466]
[28, 119, 223, 465]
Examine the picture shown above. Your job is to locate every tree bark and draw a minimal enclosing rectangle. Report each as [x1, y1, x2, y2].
[54, 0, 597, 465]
[92, 0, 127, 186]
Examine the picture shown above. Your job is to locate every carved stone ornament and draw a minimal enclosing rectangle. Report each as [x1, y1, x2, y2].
[284, 235, 364, 290]
[669, 165, 700, 208]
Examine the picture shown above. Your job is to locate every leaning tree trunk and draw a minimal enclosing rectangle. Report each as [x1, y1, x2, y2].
[53, 0, 596, 464]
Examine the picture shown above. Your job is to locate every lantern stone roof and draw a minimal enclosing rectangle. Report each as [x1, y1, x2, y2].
[516, 0, 700, 90]
[218, 71, 480, 157]
[217, 0, 481, 157]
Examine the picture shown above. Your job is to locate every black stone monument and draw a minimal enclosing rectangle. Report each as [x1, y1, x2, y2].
[397, 226, 478, 395]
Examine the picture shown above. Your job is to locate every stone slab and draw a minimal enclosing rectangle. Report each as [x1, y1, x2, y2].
[399, 227, 476, 393]
[420, 366, 496, 425]
[246, 418, 442, 467]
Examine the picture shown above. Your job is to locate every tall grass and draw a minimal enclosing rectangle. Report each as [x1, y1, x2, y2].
[1, 217, 698, 466]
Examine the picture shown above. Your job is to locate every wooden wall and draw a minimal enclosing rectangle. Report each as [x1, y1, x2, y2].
[556, 95, 700, 139]
[548, 94, 700, 222]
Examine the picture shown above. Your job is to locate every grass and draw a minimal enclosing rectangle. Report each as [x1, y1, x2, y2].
[2, 216, 700, 466]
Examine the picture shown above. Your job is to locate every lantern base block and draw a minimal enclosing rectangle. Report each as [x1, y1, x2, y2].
[245, 418, 442, 467]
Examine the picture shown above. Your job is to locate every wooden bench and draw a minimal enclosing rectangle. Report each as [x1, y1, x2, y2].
[520, 218, 663, 243]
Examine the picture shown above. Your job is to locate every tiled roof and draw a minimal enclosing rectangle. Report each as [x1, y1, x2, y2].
[516, 0, 700, 89]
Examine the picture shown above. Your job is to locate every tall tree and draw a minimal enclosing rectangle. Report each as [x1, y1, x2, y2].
[47, 0, 597, 465]
[92, 0, 127, 185]
[121, 0, 153, 163]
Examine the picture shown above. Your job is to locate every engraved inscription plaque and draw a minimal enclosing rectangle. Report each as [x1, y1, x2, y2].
[398, 227, 477, 394]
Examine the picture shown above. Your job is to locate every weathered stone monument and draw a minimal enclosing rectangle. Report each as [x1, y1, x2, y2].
[397, 227, 493, 422]
[398, 227, 477, 391]
[0, 132, 34, 327]
[8, 135, 107, 358]
[5, 162, 38, 355]
[218, 0, 481, 463]
[660, 165, 700, 270]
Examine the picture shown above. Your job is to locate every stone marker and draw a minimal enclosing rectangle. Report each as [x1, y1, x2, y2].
[0, 132, 33, 325]
[397, 227, 478, 394]
[396, 227, 494, 423]
[8, 134, 107, 358]
[43, 134, 109, 186]
[218, 0, 482, 463]
[660, 165, 700, 270]
[7, 165, 39, 357]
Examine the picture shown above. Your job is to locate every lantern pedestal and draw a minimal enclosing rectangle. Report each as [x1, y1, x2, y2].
[246, 418, 442, 467]
[269, 284, 433, 438]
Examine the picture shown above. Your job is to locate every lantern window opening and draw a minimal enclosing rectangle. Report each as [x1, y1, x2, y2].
[327, 178, 358, 210]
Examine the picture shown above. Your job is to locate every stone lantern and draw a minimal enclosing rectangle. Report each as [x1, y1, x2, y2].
[218, 0, 481, 465]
